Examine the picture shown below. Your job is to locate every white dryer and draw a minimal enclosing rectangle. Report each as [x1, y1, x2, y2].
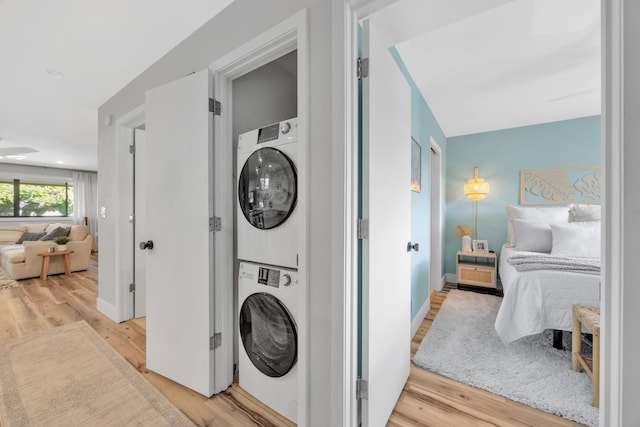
[238, 261, 298, 423]
[237, 118, 298, 269]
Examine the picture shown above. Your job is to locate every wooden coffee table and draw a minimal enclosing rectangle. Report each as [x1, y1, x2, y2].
[37, 250, 75, 281]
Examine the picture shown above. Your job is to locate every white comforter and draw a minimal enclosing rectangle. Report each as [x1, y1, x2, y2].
[495, 245, 600, 344]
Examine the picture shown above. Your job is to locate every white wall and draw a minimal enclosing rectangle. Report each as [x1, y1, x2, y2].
[98, 1, 338, 425]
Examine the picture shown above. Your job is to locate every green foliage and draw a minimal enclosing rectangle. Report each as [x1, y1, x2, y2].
[0, 182, 13, 216]
[53, 236, 71, 245]
[0, 181, 73, 217]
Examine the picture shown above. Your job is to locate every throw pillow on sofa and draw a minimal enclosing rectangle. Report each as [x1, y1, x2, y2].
[38, 226, 70, 241]
[17, 232, 47, 243]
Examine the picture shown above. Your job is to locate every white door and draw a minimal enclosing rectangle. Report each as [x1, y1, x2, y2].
[144, 70, 219, 396]
[133, 128, 147, 317]
[429, 139, 442, 292]
[360, 17, 412, 427]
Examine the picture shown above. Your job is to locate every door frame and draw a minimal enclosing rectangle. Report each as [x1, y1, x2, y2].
[429, 137, 443, 292]
[341, 0, 621, 425]
[114, 104, 145, 322]
[208, 9, 309, 423]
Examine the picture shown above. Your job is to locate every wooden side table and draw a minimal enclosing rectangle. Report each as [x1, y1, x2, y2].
[572, 304, 600, 407]
[456, 251, 498, 294]
[37, 250, 75, 281]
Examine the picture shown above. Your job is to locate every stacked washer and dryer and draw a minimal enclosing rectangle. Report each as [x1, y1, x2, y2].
[236, 118, 299, 423]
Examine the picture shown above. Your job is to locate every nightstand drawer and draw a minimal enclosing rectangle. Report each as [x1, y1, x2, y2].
[458, 266, 495, 287]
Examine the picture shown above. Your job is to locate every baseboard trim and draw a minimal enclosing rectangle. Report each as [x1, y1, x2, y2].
[411, 296, 431, 338]
[445, 273, 456, 284]
[97, 298, 120, 323]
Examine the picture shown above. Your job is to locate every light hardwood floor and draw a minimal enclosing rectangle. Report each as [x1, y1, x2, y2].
[0, 258, 584, 426]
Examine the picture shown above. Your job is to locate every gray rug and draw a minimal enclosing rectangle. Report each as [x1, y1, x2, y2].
[414, 289, 598, 427]
[0, 266, 18, 290]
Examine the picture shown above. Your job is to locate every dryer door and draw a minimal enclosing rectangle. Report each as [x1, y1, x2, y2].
[238, 147, 297, 230]
[239, 292, 297, 377]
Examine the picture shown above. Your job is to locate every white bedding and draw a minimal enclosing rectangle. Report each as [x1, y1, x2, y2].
[495, 244, 600, 344]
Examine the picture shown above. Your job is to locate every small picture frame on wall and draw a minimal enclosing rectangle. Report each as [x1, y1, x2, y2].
[411, 137, 421, 192]
[472, 240, 489, 253]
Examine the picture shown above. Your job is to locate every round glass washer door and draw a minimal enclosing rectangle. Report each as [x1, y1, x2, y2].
[239, 292, 297, 378]
[238, 147, 297, 230]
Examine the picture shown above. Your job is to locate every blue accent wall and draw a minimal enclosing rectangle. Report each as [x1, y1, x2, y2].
[390, 48, 447, 320]
[443, 116, 601, 275]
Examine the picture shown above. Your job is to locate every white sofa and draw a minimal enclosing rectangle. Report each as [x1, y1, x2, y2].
[0, 223, 93, 280]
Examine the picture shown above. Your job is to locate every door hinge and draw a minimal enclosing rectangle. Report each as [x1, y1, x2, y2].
[210, 333, 222, 350]
[129, 144, 135, 154]
[210, 217, 222, 232]
[356, 377, 368, 400]
[357, 219, 369, 239]
[129, 283, 136, 293]
[209, 98, 221, 115]
[357, 57, 369, 80]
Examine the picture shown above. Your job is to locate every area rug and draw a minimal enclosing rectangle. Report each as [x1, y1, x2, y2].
[0, 321, 194, 426]
[414, 289, 598, 427]
[0, 265, 18, 290]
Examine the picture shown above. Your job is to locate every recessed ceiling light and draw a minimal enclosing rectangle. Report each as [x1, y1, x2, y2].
[56, 160, 64, 164]
[45, 69, 64, 79]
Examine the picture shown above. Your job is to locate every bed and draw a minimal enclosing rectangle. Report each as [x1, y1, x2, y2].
[494, 204, 601, 344]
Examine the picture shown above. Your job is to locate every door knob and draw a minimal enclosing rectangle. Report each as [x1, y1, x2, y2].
[407, 242, 419, 252]
[139, 240, 154, 250]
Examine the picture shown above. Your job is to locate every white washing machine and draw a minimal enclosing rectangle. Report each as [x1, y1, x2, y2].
[238, 261, 298, 423]
[237, 118, 298, 269]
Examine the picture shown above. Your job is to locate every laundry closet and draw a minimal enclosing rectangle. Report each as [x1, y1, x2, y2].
[231, 50, 300, 423]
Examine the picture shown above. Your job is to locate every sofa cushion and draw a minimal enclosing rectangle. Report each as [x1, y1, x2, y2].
[5, 249, 25, 264]
[0, 225, 27, 245]
[68, 225, 89, 242]
[19, 223, 48, 233]
[17, 232, 47, 243]
[39, 226, 71, 241]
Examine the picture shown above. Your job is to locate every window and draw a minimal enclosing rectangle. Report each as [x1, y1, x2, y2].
[0, 179, 73, 217]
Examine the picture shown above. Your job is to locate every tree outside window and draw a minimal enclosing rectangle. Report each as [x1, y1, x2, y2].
[0, 180, 73, 217]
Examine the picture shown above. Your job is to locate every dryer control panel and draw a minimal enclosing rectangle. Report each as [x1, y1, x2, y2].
[258, 267, 281, 288]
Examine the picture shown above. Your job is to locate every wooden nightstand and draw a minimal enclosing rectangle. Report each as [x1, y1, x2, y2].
[456, 251, 499, 294]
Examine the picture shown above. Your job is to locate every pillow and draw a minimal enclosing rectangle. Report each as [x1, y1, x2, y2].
[45, 223, 70, 234]
[569, 203, 601, 222]
[505, 205, 569, 246]
[38, 226, 71, 241]
[16, 232, 46, 243]
[513, 219, 553, 253]
[551, 221, 601, 258]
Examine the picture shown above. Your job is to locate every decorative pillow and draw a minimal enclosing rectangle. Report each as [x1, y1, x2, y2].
[16, 232, 47, 243]
[45, 223, 71, 234]
[38, 226, 71, 241]
[505, 205, 569, 246]
[513, 219, 553, 253]
[551, 221, 601, 258]
[569, 203, 601, 222]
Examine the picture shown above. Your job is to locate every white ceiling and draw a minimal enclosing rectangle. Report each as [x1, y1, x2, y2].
[0, 0, 600, 171]
[0, 0, 234, 171]
[388, 0, 601, 137]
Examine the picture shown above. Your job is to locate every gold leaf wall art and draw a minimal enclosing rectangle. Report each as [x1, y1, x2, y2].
[520, 165, 601, 205]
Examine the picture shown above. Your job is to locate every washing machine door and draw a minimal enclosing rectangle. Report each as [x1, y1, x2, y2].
[239, 293, 297, 377]
[238, 147, 297, 230]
